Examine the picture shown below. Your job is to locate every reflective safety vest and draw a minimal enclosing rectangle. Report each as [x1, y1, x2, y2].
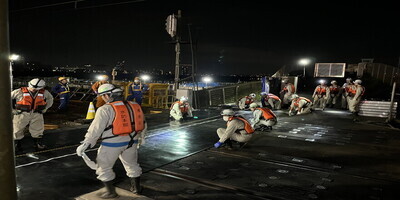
[131, 83, 142, 92]
[348, 85, 365, 97]
[15, 87, 47, 112]
[283, 83, 296, 93]
[243, 96, 254, 105]
[170, 101, 189, 113]
[294, 97, 311, 108]
[265, 93, 281, 101]
[256, 107, 277, 120]
[107, 101, 145, 136]
[315, 86, 327, 95]
[59, 84, 70, 94]
[329, 86, 339, 94]
[227, 116, 255, 134]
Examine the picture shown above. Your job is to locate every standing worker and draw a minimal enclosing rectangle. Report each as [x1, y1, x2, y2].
[249, 103, 277, 131]
[92, 75, 110, 108]
[327, 80, 340, 108]
[238, 93, 256, 110]
[214, 109, 254, 149]
[76, 84, 147, 198]
[312, 80, 330, 110]
[170, 96, 193, 122]
[260, 92, 281, 110]
[12, 78, 54, 151]
[288, 94, 313, 116]
[127, 77, 147, 105]
[341, 78, 353, 110]
[52, 77, 70, 112]
[347, 79, 365, 116]
[280, 79, 296, 107]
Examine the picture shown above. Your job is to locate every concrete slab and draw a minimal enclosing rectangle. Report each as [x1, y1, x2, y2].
[76, 187, 153, 200]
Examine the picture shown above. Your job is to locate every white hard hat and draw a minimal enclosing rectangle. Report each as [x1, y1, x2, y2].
[249, 93, 256, 98]
[289, 94, 299, 101]
[180, 96, 188, 102]
[249, 103, 258, 108]
[98, 84, 123, 96]
[260, 92, 267, 96]
[220, 109, 235, 116]
[28, 78, 46, 90]
[346, 77, 352, 81]
[354, 79, 362, 85]
[331, 80, 337, 84]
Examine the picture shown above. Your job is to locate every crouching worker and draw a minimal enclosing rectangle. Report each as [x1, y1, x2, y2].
[170, 96, 193, 122]
[76, 84, 147, 198]
[249, 103, 277, 131]
[288, 94, 313, 116]
[214, 109, 255, 149]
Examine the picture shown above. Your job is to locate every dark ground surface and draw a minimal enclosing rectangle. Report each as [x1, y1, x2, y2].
[13, 97, 400, 200]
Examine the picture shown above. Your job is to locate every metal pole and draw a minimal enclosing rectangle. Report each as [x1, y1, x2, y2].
[174, 10, 181, 93]
[303, 65, 306, 77]
[387, 82, 396, 122]
[188, 24, 198, 109]
[0, 0, 18, 199]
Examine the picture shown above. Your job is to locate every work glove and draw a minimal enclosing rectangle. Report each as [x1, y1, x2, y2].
[76, 142, 91, 157]
[12, 109, 21, 115]
[214, 141, 223, 148]
[41, 109, 47, 114]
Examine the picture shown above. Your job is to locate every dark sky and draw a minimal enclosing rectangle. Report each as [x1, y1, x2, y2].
[9, 0, 400, 75]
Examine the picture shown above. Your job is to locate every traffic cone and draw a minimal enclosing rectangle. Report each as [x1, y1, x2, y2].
[86, 102, 96, 120]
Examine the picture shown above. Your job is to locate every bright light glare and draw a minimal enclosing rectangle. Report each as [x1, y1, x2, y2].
[298, 58, 310, 65]
[141, 75, 150, 81]
[9, 54, 20, 61]
[318, 79, 326, 84]
[96, 75, 104, 81]
[202, 76, 212, 83]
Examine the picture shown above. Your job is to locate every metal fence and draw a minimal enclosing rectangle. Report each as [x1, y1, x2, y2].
[359, 101, 397, 118]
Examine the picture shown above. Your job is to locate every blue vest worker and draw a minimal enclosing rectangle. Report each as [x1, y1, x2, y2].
[127, 77, 148, 105]
[52, 77, 70, 111]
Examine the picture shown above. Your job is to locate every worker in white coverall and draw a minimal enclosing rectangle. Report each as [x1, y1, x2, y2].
[238, 93, 256, 110]
[288, 94, 313, 116]
[214, 109, 254, 149]
[280, 79, 295, 106]
[12, 78, 54, 152]
[312, 80, 330, 110]
[249, 103, 277, 131]
[170, 96, 193, 121]
[340, 78, 353, 110]
[327, 80, 340, 108]
[347, 79, 365, 115]
[260, 92, 281, 110]
[76, 84, 147, 198]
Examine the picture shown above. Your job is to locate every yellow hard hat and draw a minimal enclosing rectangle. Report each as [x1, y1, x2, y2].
[58, 77, 67, 81]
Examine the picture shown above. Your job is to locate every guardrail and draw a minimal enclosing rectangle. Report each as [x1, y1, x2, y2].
[359, 101, 398, 118]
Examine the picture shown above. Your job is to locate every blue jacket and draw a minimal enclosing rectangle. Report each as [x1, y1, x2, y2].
[52, 83, 70, 95]
[129, 83, 148, 95]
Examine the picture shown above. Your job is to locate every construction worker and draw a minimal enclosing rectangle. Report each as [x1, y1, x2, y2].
[327, 80, 340, 108]
[260, 92, 281, 110]
[249, 103, 277, 131]
[76, 83, 147, 198]
[52, 77, 70, 111]
[312, 80, 330, 110]
[170, 96, 193, 121]
[214, 109, 254, 149]
[91, 75, 109, 108]
[238, 93, 256, 110]
[341, 78, 353, 110]
[127, 77, 148, 105]
[288, 94, 313, 116]
[347, 79, 365, 115]
[11, 78, 54, 151]
[280, 79, 296, 107]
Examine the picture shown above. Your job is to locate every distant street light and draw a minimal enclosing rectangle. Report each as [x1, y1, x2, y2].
[298, 58, 311, 77]
[141, 74, 150, 82]
[202, 76, 212, 88]
[9, 54, 20, 91]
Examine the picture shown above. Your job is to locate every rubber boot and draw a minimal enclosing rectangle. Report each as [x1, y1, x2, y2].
[33, 138, 47, 150]
[14, 140, 23, 153]
[130, 177, 142, 194]
[97, 181, 118, 199]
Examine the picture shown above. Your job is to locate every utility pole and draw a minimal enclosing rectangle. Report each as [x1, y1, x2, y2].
[0, 0, 18, 199]
[174, 10, 181, 92]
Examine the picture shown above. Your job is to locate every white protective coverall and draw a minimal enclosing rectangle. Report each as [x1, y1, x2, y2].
[289, 98, 313, 115]
[348, 85, 364, 113]
[11, 88, 54, 140]
[238, 97, 254, 110]
[170, 101, 193, 121]
[262, 94, 282, 110]
[82, 102, 147, 182]
[312, 85, 330, 110]
[328, 85, 340, 107]
[217, 118, 252, 143]
[341, 82, 353, 109]
[282, 83, 295, 105]
[250, 109, 277, 128]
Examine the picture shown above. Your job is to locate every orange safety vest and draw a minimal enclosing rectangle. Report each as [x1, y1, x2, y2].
[256, 107, 277, 120]
[294, 97, 311, 107]
[348, 85, 365, 97]
[315, 86, 327, 95]
[15, 87, 47, 112]
[283, 83, 296, 93]
[244, 96, 254, 105]
[227, 116, 255, 134]
[265, 94, 281, 101]
[330, 86, 339, 94]
[107, 101, 145, 136]
[170, 101, 189, 113]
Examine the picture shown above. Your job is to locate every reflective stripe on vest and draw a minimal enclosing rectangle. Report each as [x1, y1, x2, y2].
[132, 83, 142, 92]
[16, 87, 47, 112]
[101, 140, 138, 147]
[109, 101, 145, 136]
[256, 107, 277, 120]
[227, 116, 255, 134]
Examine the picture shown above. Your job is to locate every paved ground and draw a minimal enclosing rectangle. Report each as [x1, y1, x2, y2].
[14, 105, 400, 200]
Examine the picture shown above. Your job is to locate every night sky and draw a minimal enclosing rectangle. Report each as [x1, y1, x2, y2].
[9, 0, 400, 75]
